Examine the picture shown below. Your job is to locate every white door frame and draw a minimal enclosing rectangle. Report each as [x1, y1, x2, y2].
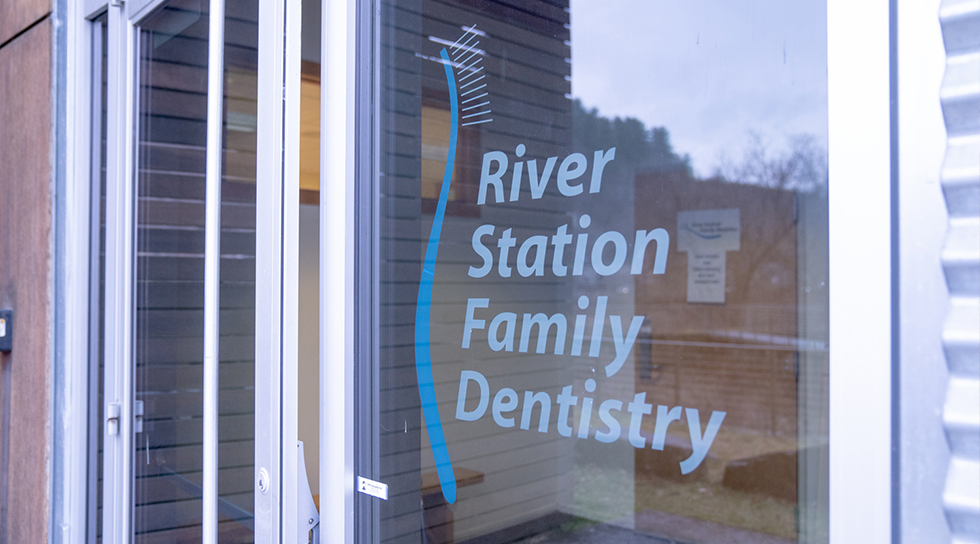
[100, 3, 137, 539]
[319, 0, 357, 540]
[255, 0, 304, 540]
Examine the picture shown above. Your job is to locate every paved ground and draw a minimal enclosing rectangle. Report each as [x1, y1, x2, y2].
[512, 522, 681, 544]
[460, 511, 795, 544]
[633, 510, 795, 544]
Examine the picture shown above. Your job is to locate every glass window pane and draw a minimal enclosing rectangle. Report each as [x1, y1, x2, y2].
[217, 1, 259, 536]
[368, 1, 829, 543]
[133, 0, 258, 540]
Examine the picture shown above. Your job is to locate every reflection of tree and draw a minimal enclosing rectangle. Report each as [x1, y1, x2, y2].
[573, 99, 693, 176]
[572, 100, 827, 300]
[704, 132, 828, 297]
[714, 132, 828, 193]
[572, 103, 828, 196]
[570, 100, 697, 290]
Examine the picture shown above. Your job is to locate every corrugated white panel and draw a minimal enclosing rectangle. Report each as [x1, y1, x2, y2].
[940, 0, 980, 541]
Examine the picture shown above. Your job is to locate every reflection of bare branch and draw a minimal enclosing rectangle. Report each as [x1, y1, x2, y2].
[715, 131, 828, 192]
[739, 212, 798, 297]
[708, 132, 826, 299]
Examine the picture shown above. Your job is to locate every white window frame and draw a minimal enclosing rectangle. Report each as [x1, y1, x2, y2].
[827, 0, 894, 542]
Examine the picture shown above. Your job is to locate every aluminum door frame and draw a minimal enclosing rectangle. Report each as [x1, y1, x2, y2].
[255, 0, 304, 540]
[100, 3, 137, 540]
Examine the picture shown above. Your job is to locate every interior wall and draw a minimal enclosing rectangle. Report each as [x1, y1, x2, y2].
[298, 203, 320, 496]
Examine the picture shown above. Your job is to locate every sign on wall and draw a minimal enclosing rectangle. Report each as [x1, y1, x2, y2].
[677, 209, 741, 304]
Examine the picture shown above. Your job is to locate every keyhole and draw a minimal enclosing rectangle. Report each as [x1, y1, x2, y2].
[257, 467, 270, 494]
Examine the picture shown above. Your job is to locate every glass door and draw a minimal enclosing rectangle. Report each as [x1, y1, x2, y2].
[128, 1, 259, 540]
[99, 0, 308, 540]
[352, 1, 831, 543]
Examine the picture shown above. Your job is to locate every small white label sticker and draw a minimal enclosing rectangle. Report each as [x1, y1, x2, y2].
[357, 476, 388, 500]
[0, 318, 6, 337]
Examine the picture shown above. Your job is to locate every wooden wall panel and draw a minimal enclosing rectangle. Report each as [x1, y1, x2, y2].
[0, 0, 50, 45]
[0, 18, 52, 544]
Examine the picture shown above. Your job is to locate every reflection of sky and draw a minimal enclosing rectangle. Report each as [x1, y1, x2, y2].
[571, 0, 828, 177]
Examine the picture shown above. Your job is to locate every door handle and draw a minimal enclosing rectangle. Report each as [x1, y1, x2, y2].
[107, 401, 144, 435]
[298, 441, 320, 543]
[106, 403, 120, 435]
